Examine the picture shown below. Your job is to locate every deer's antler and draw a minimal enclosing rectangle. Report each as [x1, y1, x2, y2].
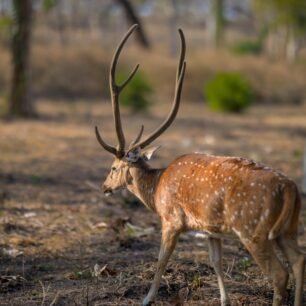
[95, 24, 139, 157]
[128, 29, 186, 152]
[96, 26, 186, 158]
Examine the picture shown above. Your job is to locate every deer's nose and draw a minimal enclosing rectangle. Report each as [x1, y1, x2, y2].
[102, 185, 113, 196]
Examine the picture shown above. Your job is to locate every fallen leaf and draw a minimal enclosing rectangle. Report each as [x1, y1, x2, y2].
[93, 264, 116, 277]
[1, 248, 23, 257]
[24, 212, 37, 218]
[93, 222, 108, 229]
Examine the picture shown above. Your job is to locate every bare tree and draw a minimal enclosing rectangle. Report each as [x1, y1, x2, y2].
[169, 0, 179, 55]
[115, 0, 150, 49]
[207, 0, 225, 48]
[9, 0, 34, 117]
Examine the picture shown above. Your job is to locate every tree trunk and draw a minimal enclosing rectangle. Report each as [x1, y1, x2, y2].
[303, 144, 306, 195]
[285, 26, 299, 63]
[115, 0, 150, 49]
[56, 0, 67, 45]
[169, 0, 179, 56]
[207, 0, 225, 48]
[9, 0, 34, 117]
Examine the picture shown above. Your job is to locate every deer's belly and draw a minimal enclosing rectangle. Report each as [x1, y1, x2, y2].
[189, 230, 238, 240]
[184, 212, 236, 239]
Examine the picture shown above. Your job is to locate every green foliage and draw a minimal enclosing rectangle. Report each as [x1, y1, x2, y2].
[191, 274, 203, 289]
[0, 16, 13, 30]
[43, 0, 58, 12]
[0, 97, 8, 117]
[255, 0, 306, 35]
[230, 27, 267, 56]
[204, 72, 253, 113]
[118, 71, 152, 112]
[230, 40, 263, 56]
[67, 269, 92, 280]
[238, 257, 252, 271]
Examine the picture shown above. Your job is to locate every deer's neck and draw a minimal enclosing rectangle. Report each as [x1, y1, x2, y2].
[127, 163, 164, 212]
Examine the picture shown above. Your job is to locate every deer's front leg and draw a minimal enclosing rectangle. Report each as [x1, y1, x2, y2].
[208, 237, 230, 306]
[142, 226, 180, 306]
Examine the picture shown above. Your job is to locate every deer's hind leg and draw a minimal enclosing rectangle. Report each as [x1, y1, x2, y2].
[278, 235, 305, 306]
[208, 238, 230, 305]
[243, 240, 289, 306]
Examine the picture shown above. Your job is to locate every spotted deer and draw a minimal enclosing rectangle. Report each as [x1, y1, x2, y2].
[95, 24, 305, 306]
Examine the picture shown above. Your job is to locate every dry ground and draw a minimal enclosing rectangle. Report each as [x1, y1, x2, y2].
[1, 99, 306, 305]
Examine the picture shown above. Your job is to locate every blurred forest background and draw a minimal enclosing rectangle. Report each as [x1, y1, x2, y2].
[1, 1, 306, 305]
[0, 0, 306, 116]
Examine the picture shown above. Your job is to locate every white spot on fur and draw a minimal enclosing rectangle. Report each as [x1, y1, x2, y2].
[233, 228, 242, 238]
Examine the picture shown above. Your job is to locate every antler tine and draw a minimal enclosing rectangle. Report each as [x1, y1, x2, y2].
[95, 126, 117, 155]
[176, 29, 186, 82]
[129, 125, 144, 149]
[129, 29, 186, 151]
[110, 24, 139, 156]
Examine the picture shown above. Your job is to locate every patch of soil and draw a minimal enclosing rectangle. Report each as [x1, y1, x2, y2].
[0, 100, 306, 305]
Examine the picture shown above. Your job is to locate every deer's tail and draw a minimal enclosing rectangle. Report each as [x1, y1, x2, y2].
[268, 183, 301, 240]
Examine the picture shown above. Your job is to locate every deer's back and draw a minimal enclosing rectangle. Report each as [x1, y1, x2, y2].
[154, 153, 298, 239]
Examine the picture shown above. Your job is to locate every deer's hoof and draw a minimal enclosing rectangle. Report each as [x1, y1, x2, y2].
[221, 298, 231, 306]
[142, 297, 153, 306]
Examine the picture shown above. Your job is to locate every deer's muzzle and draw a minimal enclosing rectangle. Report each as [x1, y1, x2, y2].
[102, 185, 113, 196]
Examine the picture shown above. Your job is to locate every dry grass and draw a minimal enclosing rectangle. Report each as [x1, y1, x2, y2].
[1, 22, 306, 305]
[0, 99, 306, 305]
[0, 32, 305, 106]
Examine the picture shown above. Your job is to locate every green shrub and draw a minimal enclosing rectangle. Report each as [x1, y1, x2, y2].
[204, 72, 253, 113]
[230, 40, 263, 56]
[118, 71, 152, 112]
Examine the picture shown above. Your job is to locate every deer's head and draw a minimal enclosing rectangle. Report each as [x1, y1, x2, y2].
[95, 24, 186, 196]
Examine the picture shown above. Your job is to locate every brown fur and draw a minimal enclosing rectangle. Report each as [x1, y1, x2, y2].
[98, 25, 304, 306]
[102, 152, 305, 306]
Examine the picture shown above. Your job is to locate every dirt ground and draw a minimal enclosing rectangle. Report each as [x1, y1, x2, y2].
[1, 99, 306, 305]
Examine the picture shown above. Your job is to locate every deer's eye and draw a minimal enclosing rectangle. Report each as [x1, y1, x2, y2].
[111, 167, 117, 172]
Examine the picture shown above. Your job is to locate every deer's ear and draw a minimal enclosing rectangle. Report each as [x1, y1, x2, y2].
[142, 146, 160, 161]
[125, 148, 141, 163]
